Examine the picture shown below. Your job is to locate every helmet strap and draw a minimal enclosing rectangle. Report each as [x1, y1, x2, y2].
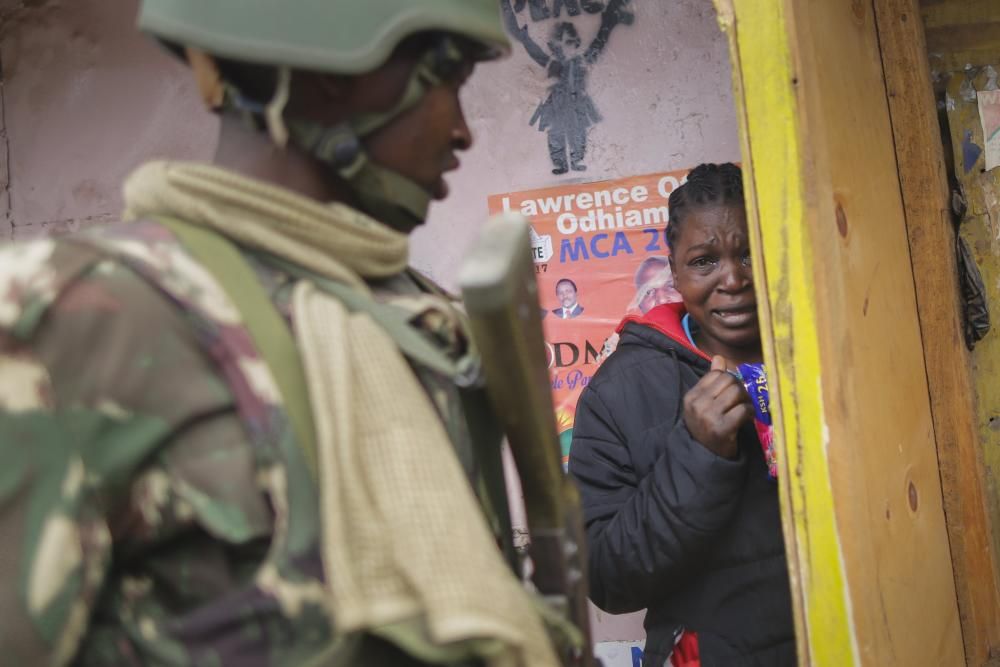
[285, 118, 431, 234]
[216, 37, 467, 234]
[265, 67, 292, 148]
[286, 38, 466, 233]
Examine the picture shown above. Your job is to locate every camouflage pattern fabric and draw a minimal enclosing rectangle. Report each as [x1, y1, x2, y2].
[0, 218, 476, 666]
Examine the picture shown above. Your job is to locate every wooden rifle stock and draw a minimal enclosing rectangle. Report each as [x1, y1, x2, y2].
[459, 213, 598, 667]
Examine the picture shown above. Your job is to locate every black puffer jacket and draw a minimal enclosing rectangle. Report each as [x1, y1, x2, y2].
[568, 303, 796, 666]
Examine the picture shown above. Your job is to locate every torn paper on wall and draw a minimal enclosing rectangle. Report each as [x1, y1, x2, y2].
[979, 89, 1000, 172]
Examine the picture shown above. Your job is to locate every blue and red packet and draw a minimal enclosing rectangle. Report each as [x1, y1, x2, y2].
[736, 363, 777, 480]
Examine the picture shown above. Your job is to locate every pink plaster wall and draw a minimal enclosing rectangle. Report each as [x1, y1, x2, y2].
[1, 0, 741, 651]
[417, 0, 740, 289]
[0, 0, 217, 239]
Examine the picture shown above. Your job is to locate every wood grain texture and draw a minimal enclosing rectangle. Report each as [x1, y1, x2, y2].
[875, 2, 1000, 664]
[921, 0, 1000, 72]
[944, 69, 1000, 548]
[921, 0, 1000, 27]
[722, 0, 965, 663]
[790, 1, 963, 663]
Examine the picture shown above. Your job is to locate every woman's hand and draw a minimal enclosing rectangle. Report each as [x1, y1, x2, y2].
[682, 356, 753, 459]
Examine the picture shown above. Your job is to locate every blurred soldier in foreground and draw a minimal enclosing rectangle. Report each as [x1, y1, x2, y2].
[0, 2, 562, 665]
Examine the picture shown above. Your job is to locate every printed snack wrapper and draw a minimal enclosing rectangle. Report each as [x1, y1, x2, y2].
[737, 363, 777, 480]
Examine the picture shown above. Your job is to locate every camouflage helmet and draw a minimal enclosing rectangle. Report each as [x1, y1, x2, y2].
[137, 0, 511, 73]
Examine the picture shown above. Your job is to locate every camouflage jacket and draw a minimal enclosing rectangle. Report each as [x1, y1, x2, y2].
[0, 219, 478, 666]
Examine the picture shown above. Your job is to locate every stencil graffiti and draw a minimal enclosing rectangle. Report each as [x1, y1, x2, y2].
[501, 0, 635, 175]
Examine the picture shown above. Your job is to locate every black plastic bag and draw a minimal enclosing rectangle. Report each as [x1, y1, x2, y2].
[952, 187, 991, 349]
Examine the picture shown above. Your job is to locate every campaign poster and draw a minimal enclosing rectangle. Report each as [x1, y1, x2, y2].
[487, 168, 691, 468]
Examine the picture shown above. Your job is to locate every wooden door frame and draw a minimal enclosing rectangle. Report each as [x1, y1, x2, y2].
[713, 1, 857, 662]
[714, 0, 1000, 664]
[873, 1, 1000, 664]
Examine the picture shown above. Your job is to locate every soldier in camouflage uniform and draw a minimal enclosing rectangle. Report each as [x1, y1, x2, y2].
[0, 2, 561, 665]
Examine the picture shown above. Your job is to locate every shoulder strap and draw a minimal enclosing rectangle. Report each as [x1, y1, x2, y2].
[157, 218, 519, 573]
[262, 255, 518, 573]
[260, 254, 480, 385]
[156, 217, 319, 479]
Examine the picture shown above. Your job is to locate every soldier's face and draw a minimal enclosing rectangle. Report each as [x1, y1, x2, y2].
[362, 58, 476, 201]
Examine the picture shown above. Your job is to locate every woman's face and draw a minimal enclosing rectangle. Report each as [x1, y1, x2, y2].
[669, 204, 761, 362]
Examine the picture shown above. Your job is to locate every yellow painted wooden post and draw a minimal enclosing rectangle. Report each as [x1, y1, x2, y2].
[713, 2, 857, 664]
[715, 0, 965, 664]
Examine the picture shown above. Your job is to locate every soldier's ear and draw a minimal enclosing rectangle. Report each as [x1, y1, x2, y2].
[185, 48, 225, 110]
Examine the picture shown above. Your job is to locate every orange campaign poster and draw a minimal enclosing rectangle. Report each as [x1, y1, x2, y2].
[487, 167, 692, 469]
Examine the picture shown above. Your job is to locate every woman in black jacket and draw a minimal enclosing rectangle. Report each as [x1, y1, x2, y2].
[569, 164, 796, 666]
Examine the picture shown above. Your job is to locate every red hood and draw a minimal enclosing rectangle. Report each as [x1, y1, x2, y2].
[615, 302, 711, 362]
